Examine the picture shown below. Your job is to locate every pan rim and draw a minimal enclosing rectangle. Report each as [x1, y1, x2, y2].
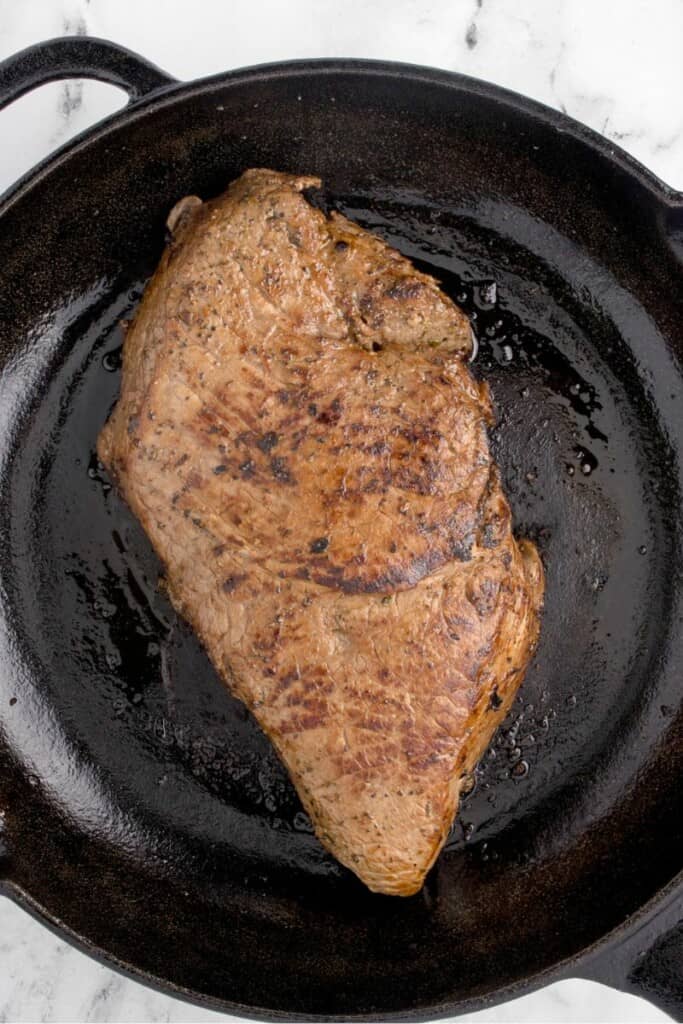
[1, 869, 680, 1021]
[1, 55, 682, 219]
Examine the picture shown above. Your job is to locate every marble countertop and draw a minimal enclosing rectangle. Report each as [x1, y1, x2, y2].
[0, 1, 679, 1021]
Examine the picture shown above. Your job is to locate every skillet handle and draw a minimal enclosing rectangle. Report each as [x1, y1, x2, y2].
[580, 890, 683, 1020]
[627, 924, 683, 1021]
[0, 36, 177, 113]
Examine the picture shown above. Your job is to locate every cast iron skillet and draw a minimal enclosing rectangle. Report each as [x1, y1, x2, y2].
[0, 36, 681, 1022]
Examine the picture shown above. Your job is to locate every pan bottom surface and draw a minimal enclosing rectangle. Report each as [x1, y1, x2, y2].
[1, 183, 680, 1016]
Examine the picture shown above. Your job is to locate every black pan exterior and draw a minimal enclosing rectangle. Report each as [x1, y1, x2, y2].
[0, 56, 681, 1019]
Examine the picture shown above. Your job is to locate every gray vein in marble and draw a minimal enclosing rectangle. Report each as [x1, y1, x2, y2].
[465, 0, 483, 50]
[86, 975, 124, 1024]
[465, 21, 478, 49]
[652, 130, 682, 154]
[548, 41, 567, 112]
[52, 6, 89, 144]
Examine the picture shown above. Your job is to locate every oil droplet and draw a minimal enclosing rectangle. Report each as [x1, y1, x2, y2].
[478, 281, 497, 307]
[520, 386, 530, 399]
[511, 760, 529, 778]
[502, 344, 513, 362]
[102, 348, 122, 372]
[591, 573, 607, 592]
[574, 447, 598, 475]
[566, 464, 575, 476]
[293, 812, 313, 832]
[87, 455, 111, 492]
[638, 545, 647, 555]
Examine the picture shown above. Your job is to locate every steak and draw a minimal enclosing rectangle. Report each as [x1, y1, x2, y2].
[98, 169, 544, 896]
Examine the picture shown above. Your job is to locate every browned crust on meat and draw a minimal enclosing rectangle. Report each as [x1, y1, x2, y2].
[98, 169, 544, 896]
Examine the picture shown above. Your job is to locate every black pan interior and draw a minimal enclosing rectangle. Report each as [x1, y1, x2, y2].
[0, 66, 681, 1018]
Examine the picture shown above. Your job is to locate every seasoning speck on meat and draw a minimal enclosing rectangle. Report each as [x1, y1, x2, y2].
[98, 169, 544, 896]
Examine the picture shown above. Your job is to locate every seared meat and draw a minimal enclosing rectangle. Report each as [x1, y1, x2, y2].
[98, 169, 543, 896]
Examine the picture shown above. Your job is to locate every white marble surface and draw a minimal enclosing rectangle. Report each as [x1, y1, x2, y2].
[0, 1, 679, 1021]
